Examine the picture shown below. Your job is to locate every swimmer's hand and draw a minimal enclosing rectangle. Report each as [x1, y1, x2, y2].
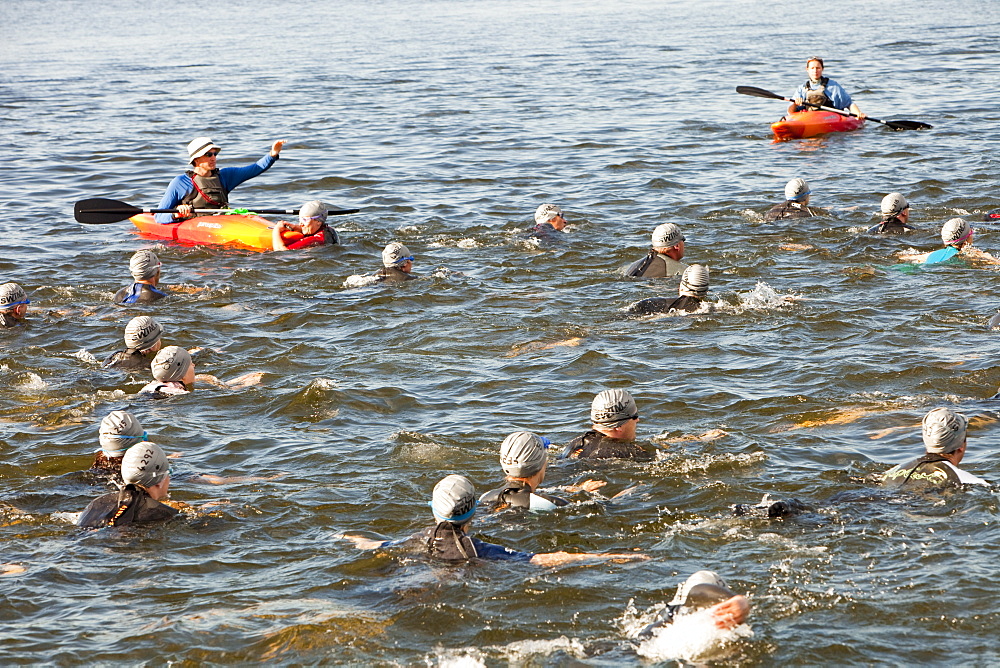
[710, 595, 750, 629]
[564, 479, 607, 493]
[194, 472, 286, 485]
[339, 533, 385, 550]
[529, 551, 648, 567]
[1, 564, 26, 576]
[227, 372, 264, 388]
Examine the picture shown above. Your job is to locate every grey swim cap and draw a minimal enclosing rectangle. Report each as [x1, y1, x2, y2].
[534, 203, 563, 225]
[881, 193, 910, 216]
[299, 200, 329, 222]
[679, 264, 710, 298]
[0, 283, 29, 310]
[129, 250, 161, 281]
[187, 136, 221, 162]
[430, 474, 477, 524]
[590, 389, 639, 428]
[98, 410, 145, 456]
[941, 218, 972, 246]
[922, 407, 968, 454]
[151, 345, 192, 382]
[669, 570, 731, 607]
[499, 431, 548, 478]
[124, 316, 163, 353]
[785, 178, 811, 202]
[652, 223, 685, 249]
[121, 441, 169, 487]
[382, 242, 413, 268]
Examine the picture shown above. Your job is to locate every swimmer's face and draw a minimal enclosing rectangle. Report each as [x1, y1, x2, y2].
[806, 59, 824, 81]
[549, 214, 567, 231]
[299, 216, 324, 235]
[12, 304, 28, 319]
[401, 259, 414, 273]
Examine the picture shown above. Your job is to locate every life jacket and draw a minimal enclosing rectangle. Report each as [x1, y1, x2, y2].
[802, 77, 832, 107]
[77, 484, 178, 528]
[479, 480, 568, 512]
[561, 430, 654, 461]
[180, 170, 229, 209]
[424, 521, 479, 562]
[283, 223, 338, 250]
[882, 453, 962, 489]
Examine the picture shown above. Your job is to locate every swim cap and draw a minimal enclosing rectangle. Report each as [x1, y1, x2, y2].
[129, 250, 161, 281]
[534, 203, 563, 225]
[121, 442, 169, 487]
[499, 431, 548, 478]
[430, 474, 477, 524]
[652, 223, 685, 249]
[382, 242, 413, 268]
[590, 389, 639, 428]
[187, 136, 221, 162]
[98, 410, 146, 456]
[0, 283, 29, 310]
[921, 407, 968, 454]
[941, 218, 972, 246]
[679, 264, 709, 298]
[299, 200, 329, 222]
[150, 345, 192, 382]
[669, 570, 731, 607]
[124, 316, 163, 353]
[784, 178, 811, 202]
[881, 193, 909, 216]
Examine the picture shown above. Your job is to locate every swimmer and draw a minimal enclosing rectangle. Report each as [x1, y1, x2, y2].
[272, 200, 339, 251]
[625, 223, 689, 278]
[882, 407, 989, 489]
[626, 264, 710, 316]
[637, 571, 751, 638]
[561, 389, 655, 460]
[869, 192, 915, 234]
[764, 178, 815, 221]
[103, 316, 164, 371]
[374, 242, 416, 282]
[92, 410, 148, 477]
[531, 203, 568, 237]
[139, 345, 261, 395]
[78, 442, 177, 528]
[342, 474, 644, 566]
[114, 250, 167, 305]
[0, 283, 30, 327]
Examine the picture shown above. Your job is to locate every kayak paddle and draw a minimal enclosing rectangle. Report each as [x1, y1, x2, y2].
[921, 246, 959, 265]
[984, 208, 1000, 222]
[736, 86, 932, 131]
[74, 197, 360, 225]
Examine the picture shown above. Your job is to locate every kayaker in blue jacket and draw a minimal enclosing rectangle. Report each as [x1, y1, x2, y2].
[154, 137, 284, 224]
[787, 57, 865, 119]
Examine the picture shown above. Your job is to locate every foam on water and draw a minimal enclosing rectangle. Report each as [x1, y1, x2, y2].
[634, 608, 753, 662]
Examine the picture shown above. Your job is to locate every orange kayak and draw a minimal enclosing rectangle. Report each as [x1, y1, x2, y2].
[129, 213, 301, 251]
[771, 110, 864, 141]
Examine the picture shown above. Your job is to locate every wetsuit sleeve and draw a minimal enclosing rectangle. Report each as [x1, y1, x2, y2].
[155, 174, 194, 224]
[469, 537, 534, 562]
[824, 79, 853, 110]
[218, 153, 278, 193]
[77, 493, 118, 527]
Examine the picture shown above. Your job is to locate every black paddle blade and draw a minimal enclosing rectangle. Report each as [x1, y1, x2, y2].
[884, 119, 932, 131]
[983, 209, 1000, 222]
[736, 85, 785, 101]
[74, 198, 143, 224]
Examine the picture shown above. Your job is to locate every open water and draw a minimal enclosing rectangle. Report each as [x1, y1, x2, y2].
[3, 0, 1000, 664]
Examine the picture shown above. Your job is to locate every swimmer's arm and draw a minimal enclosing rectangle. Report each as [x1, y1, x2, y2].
[529, 551, 649, 567]
[338, 533, 393, 550]
[272, 221, 293, 251]
[562, 479, 607, 493]
[193, 473, 286, 485]
[710, 595, 750, 629]
[194, 372, 264, 388]
[163, 284, 211, 294]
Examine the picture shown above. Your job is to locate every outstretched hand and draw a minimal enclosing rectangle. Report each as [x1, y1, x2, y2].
[270, 140, 285, 157]
[710, 595, 750, 629]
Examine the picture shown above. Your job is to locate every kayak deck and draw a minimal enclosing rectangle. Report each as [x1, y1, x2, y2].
[771, 109, 864, 141]
[130, 213, 298, 251]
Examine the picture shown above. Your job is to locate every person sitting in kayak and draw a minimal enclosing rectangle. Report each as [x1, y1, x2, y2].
[787, 57, 865, 119]
[154, 137, 285, 224]
[561, 389, 655, 460]
[870, 192, 915, 234]
[625, 223, 689, 278]
[103, 316, 164, 371]
[765, 178, 815, 221]
[625, 264, 710, 317]
[272, 200, 339, 251]
[0, 283, 30, 328]
[531, 203, 568, 238]
[374, 242, 417, 282]
[114, 250, 168, 305]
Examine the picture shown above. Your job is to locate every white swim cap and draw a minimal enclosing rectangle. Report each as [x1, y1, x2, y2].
[679, 264, 709, 298]
[0, 283, 29, 310]
[499, 431, 548, 478]
[590, 389, 639, 428]
[382, 242, 413, 268]
[534, 204, 563, 225]
[129, 250, 161, 281]
[881, 192, 910, 216]
[785, 178, 811, 202]
[670, 570, 727, 606]
[299, 200, 329, 222]
[652, 223, 685, 249]
[121, 442, 170, 487]
[430, 474, 477, 524]
[124, 316, 163, 353]
[151, 345, 192, 382]
[941, 218, 972, 246]
[921, 407, 968, 454]
[98, 410, 146, 456]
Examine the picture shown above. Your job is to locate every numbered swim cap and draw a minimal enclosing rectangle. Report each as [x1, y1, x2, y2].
[881, 192, 910, 216]
[499, 431, 549, 478]
[0, 283, 29, 310]
[679, 264, 710, 298]
[534, 203, 563, 225]
[430, 474, 477, 524]
[299, 200, 329, 222]
[98, 410, 146, 456]
[150, 345, 192, 382]
[121, 442, 170, 487]
[921, 407, 968, 454]
[382, 242, 413, 268]
[187, 136, 221, 162]
[129, 250, 161, 281]
[124, 316, 163, 353]
[941, 218, 972, 247]
[590, 389, 639, 428]
[652, 223, 685, 249]
[784, 178, 811, 202]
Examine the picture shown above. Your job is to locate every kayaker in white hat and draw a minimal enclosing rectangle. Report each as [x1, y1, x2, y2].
[154, 137, 285, 224]
[788, 57, 865, 120]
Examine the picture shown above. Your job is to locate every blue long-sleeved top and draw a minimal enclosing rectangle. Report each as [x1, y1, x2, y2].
[792, 77, 853, 111]
[154, 153, 278, 224]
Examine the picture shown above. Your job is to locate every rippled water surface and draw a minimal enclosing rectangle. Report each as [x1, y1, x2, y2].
[4, 0, 1000, 664]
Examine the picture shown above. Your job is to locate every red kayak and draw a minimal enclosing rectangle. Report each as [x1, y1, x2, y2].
[771, 109, 864, 141]
[130, 213, 302, 251]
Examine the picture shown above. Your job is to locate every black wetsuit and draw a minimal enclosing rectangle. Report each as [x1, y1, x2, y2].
[636, 583, 737, 639]
[562, 430, 654, 461]
[103, 348, 153, 371]
[626, 295, 702, 316]
[882, 454, 972, 489]
[764, 200, 814, 222]
[869, 216, 915, 235]
[114, 283, 167, 305]
[0, 312, 22, 328]
[479, 480, 569, 512]
[378, 522, 533, 562]
[373, 267, 415, 283]
[78, 484, 178, 528]
[733, 497, 808, 518]
[625, 251, 688, 279]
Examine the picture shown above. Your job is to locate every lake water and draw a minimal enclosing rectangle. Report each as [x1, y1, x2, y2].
[3, 0, 1000, 664]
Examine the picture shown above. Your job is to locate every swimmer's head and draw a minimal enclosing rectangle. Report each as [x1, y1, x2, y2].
[98, 410, 146, 457]
[0, 283, 30, 313]
[534, 203, 563, 226]
[784, 178, 811, 202]
[590, 389, 639, 429]
[124, 316, 163, 354]
[670, 570, 735, 610]
[151, 345, 193, 383]
[187, 136, 221, 163]
[299, 200, 329, 224]
[382, 242, 414, 268]
[941, 218, 972, 247]
[922, 407, 968, 454]
[880, 192, 909, 217]
[129, 250, 161, 281]
[652, 223, 685, 249]
[679, 264, 710, 298]
[430, 474, 477, 525]
[499, 431, 549, 478]
[121, 441, 170, 488]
